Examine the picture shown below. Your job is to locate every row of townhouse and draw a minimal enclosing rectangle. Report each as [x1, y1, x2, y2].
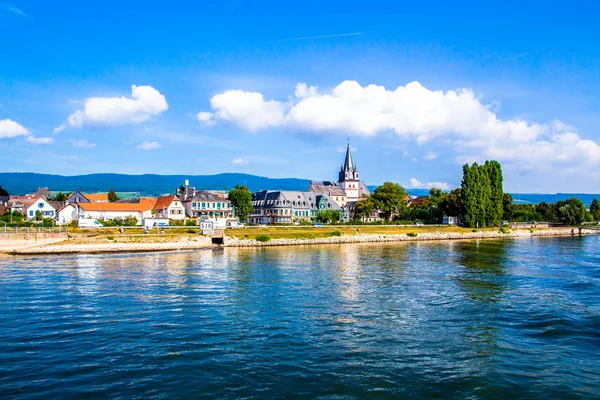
[248, 190, 341, 225]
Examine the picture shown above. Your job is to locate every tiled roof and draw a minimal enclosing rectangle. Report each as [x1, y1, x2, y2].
[139, 197, 157, 207]
[189, 191, 231, 202]
[153, 195, 178, 211]
[83, 193, 109, 202]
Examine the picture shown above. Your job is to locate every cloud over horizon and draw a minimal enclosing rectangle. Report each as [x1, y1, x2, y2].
[198, 80, 600, 173]
[55, 85, 168, 132]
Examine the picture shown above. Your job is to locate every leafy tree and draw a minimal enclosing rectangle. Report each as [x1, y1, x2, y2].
[0, 185, 8, 197]
[108, 189, 119, 203]
[440, 188, 462, 217]
[42, 217, 56, 227]
[353, 194, 375, 221]
[502, 193, 514, 221]
[535, 201, 556, 222]
[49, 192, 68, 202]
[35, 210, 42, 221]
[591, 198, 600, 220]
[316, 210, 341, 224]
[428, 188, 444, 208]
[371, 182, 408, 221]
[228, 184, 253, 222]
[460, 161, 504, 228]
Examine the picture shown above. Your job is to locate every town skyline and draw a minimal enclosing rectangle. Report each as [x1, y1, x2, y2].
[2, 1, 600, 193]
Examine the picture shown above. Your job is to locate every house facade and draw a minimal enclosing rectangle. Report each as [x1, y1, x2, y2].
[249, 190, 341, 225]
[25, 198, 58, 220]
[152, 195, 186, 220]
[77, 202, 152, 225]
[183, 191, 234, 219]
[57, 203, 78, 225]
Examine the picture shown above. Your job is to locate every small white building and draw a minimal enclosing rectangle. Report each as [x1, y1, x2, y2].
[77, 202, 152, 225]
[25, 198, 58, 220]
[57, 203, 78, 225]
[443, 216, 460, 226]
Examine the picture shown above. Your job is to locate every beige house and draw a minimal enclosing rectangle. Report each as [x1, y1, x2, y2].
[152, 195, 186, 220]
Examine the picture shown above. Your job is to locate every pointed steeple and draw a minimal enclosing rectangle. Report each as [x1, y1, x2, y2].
[343, 138, 354, 172]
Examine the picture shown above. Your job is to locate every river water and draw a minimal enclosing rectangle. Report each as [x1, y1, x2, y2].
[1, 236, 599, 399]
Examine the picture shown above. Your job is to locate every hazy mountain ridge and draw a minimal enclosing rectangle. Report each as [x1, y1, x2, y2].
[0, 173, 597, 205]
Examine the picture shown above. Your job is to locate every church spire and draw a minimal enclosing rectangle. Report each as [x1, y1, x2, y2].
[343, 137, 354, 172]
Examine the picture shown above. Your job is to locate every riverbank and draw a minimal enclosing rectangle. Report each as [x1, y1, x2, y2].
[225, 227, 591, 247]
[1, 226, 592, 255]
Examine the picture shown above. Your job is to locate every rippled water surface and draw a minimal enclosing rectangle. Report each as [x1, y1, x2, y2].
[1, 236, 600, 399]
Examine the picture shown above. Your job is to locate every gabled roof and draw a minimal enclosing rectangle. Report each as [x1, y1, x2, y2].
[188, 190, 231, 202]
[83, 193, 109, 202]
[153, 195, 179, 211]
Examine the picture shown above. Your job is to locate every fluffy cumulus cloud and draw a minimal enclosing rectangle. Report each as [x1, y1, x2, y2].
[409, 178, 451, 191]
[25, 136, 54, 145]
[0, 119, 29, 138]
[231, 158, 248, 165]
[197, 80, 600, 172]
[55, 85, 168, 132]
[136, 141, 161, 150]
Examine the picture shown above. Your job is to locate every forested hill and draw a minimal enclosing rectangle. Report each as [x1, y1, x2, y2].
[0, 173, 311, 196]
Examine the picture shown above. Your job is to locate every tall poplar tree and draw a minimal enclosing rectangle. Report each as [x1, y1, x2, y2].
[460, 160, 504, 228]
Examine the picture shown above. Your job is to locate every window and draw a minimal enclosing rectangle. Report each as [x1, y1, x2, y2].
[217, 203, 221, 209]
[201, 202, 206, 209]
[38, 203, 44, 208]
[29, 211, 34, 217]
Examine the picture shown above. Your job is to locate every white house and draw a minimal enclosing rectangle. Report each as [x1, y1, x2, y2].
[25, 198, 58, 220]
[77, 202, 153, 225]
[152, 195, 186, 220]
[57, 203, 78, 225]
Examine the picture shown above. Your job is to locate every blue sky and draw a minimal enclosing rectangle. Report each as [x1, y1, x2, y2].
[1, 1, 600, 193]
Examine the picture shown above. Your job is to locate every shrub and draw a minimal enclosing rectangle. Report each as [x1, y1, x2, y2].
[529, 228, 535, 233]
[185, 219, 197, 226]
[256, 234, 271, 242]
[472, 229, 478, 232]
[169, 219, 184, 226]
[499, 227, 509, 234]
[123, 216, 138, 226]
[107, 236, 115, 241]
[331, 230, 342, 237]
[186, 229, 197, 234]
[407, 232, 418, 237]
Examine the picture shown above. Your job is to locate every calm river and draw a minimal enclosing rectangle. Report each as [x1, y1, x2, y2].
[1, 236, 599, 399]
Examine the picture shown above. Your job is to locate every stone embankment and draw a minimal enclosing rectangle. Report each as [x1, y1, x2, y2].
[225, 228, 587, 247]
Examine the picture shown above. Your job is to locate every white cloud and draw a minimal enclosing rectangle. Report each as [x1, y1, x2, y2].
[56, 85, 168, 131]
[70, 139, 96, 148]
[197, 111, 215, 126]
[25, 136, 54, 145]
[231, 158, 248, 165]
[198, 80, 600, 173]
[409, 178, 451, 190]
[0, 119, 29, 138]
[136, 141, 161, 150]
[423, 151, 438, 160]
[208, 90, 285, 132]
[65, 155, 86, 163]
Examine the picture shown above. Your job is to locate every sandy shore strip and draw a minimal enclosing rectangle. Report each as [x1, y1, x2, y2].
[225, 227, 592, 247]
[5, 239, 216, 255]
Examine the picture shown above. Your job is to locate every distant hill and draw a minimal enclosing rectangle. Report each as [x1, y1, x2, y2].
[0, 173, 311, 196]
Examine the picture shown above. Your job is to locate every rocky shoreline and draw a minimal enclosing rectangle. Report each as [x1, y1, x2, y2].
[224, 227, 590, 247]
[1, 227, 594, 256]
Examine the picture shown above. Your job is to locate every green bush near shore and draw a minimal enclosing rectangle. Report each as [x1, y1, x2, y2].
[331, 230, 342, 237]
[256, 234, 271, 242]
[407, 232, 418, 237]
[499, 227, 509, 234]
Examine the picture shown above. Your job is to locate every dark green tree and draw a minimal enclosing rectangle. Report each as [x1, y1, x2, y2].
[108, 189, 119, 202]
[590, 198, 600, 220]
[485, 160, 504, 226]
[316, 210, 341, 224]
[35, 210, 42, 221]
[535, 201, 556, 222]
[440, 188, 462, 217]
[371, 182, 408, 221]
[502, 193, 514, 221]
[460, 161, 503, 228]
[0, 185, 8, 197]
[49, 192, 68, 202]
[428, 188, 444, 208]
[228, 184, 253, 222]
[353, 194, 375, 221]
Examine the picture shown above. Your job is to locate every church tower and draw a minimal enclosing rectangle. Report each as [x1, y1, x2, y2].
[338, 140, 360, 201]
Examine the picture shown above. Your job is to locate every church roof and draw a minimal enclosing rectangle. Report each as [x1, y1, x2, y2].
[342, 143, 355, 172]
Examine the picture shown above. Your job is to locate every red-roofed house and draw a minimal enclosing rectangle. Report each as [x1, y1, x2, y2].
[152, 195, 185, 220]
